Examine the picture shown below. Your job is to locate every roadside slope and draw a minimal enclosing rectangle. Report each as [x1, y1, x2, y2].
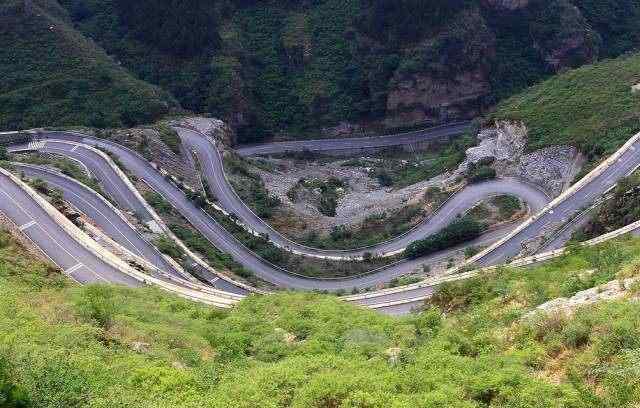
[2, 228, 640, 406]
[494, 52, 640, 159]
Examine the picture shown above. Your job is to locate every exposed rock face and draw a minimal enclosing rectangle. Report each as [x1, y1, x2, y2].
[464, 122, 527, 165]
[529, 0, 600, 72]
[525, 278, 637, 318]
[382, 2, 600, 129]
[385, 10, 495, 128]
[385, 70, 491, 128]
[458, 121, 582, 197]
[511, 146, 581, 196]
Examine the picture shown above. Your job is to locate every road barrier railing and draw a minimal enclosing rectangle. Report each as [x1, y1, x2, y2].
[0, 167, 239, 307]
[32, 134, 263, 294]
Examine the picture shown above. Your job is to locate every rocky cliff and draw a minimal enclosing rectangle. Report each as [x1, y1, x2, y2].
[383, 1, 601, 130]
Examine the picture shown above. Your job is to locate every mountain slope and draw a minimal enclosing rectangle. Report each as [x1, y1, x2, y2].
[56, 0, 640, 142]
[2, 228, 640, 406]
[0, 0, 179, 130]
[493, 52, 640, 161]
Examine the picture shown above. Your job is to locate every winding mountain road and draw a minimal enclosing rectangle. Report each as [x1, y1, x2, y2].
[177, 126, 550, 259]
[10, 131, 550, 292]
[2, 124, 639, 313]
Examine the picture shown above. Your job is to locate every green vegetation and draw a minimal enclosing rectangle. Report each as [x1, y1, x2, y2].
[143, 190, 174, 216]
[0, 0, 177, 130]
[4, 229, 640, 405]
[5, 0, 637, 141]
[491, 195, 522, 219]
[578, 173, 640, 240]
[169, 224, 254, 281]
[154, 124, 182, 154]
[494, 52, 640, 161]
[10, 0, 625, 142]
[358, 139, 472, 188]
[224, 154, 281, 219]
[0, 146, 8, 161]
[467, 164, 497, 184]
[406, 216, 485, 259]
[153, 234, 184, 261]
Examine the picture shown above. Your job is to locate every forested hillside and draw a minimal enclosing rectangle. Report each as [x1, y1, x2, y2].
[55, 0, 640, 142]
[0, 0, 179, 130]
[4, 0, 640, 142]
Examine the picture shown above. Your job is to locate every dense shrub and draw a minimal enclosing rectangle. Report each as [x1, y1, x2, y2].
[405, 216, 484, 258]
[468, 165, 497, 183]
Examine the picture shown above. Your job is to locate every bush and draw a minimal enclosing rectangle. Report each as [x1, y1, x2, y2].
[154, 235, 184, 261]
[405, 216, 484, 258]
[468, 165, 496, 183]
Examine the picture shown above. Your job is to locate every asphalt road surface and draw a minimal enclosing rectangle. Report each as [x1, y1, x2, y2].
[20, 132, 536, 291]
[13, 163, 190, 282]
[235, 122, 470, 156]
[3, 126, 638, 313]
[0, 171, 140, 286]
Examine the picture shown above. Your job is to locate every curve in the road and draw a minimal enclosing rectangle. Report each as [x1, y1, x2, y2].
[17, 132, 546, 291]
[176, 126, 551, 259]
[4, 125, 638, 313]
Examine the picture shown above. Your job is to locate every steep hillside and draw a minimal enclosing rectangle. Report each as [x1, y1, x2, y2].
[57, 0, 640, 142]
[0, 0, 179, 131]
[493, 52, 640, 161]
[3, 227, 640, 406]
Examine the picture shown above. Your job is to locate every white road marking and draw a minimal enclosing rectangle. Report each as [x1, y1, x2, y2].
[18, 220, 37, 231]
[65, 263, 84, 274]
[0, 186, 108, 283]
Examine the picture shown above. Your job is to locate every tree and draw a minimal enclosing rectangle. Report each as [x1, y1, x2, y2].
[0, 146, 8, 161]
